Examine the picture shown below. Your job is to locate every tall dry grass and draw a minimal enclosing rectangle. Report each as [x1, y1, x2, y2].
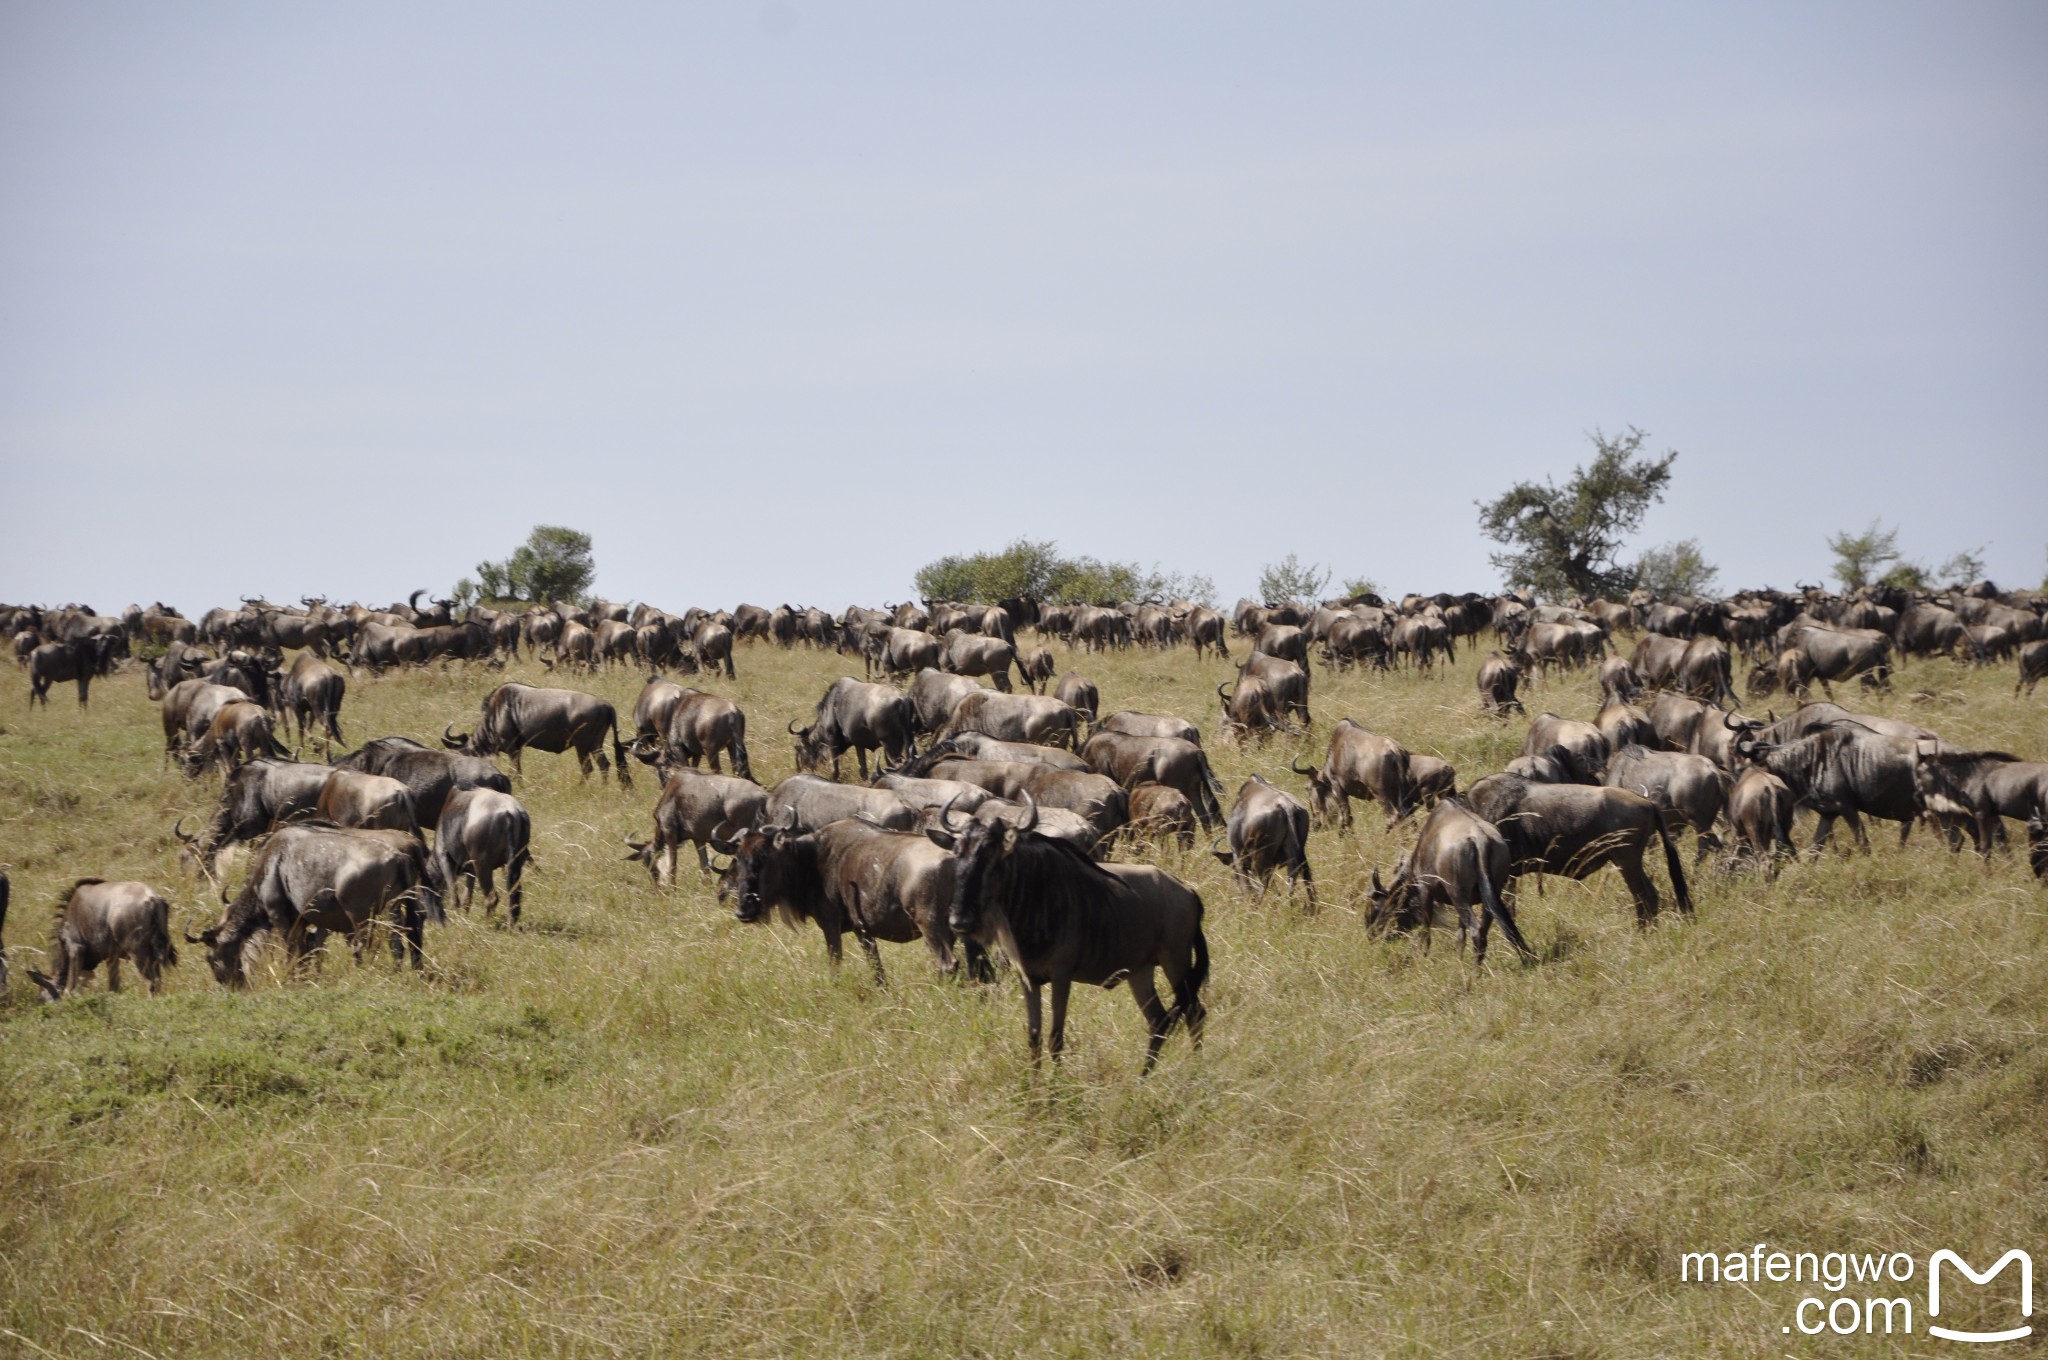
[1, 633, 2043, 1357]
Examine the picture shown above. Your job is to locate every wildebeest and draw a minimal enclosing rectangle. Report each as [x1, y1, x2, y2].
[689, 619, 737, 678]
[945, 798, 1208, 1070]
[939, 629, 1022, 692]
[1733, 722, 1961, 852]
[1186, 606, 1229, 659]
[628, 767, 769, 886]
[932, 732, 1092, 771]
[936, 690, 1084, 748]
[331, 736, 512, 825]
[445, 683, 632, 786]
[1910, 750, 2048, 853]
[1018, 647, 1056, 694]
[1477, 651, 1524, 716]
[725, 812, 981, 982]
[28, 634, 117, 707]
[1254, 623, 1309, 666]
[184, 700, 291, 777]
[1216, 674, 1285, 741]
[1054, 673, 1099, 722]
[1674, 637, 1738, 708]
[1392, 614, 1455, 672]
[866, 627, 941, 680]
[175, 759, 334, 876]
[187, 824, 442, 986]
[1603, 744, 1728, 861]
[1598, 656, 1642, 705]
[1364, 799, 1531, 964]
[763, 774, 918, 833]
[23, 879, 179, 998]
[1236, 652, 1311, 728]
[791, 677, 917, 780]
[1213, 775, 1316, 908]
[1777, 624, 1893, 695]
[1123, 781, 1198, 848]
[1726, 766, 1796, 874]
[1292, 718, 1415, 830]
[908, 668, 986, 736]
[1079, 730, 1224, 828]
[314, 768, 421, 836]
[1520, 713, 1610, 785]
[2018, 639, 2048, 697]
[1093, 710, 1200, 745]
[1595, 698, 1658, 752]
[1464, 774, 1694, 925]
[280, 652, 347, 754]
[912, 757, 1128, 845]
[430, 788, 532, 922]
[1408, 754, 1457, 809]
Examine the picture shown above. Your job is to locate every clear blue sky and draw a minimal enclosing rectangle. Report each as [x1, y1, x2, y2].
[3, 2, 2044, 611]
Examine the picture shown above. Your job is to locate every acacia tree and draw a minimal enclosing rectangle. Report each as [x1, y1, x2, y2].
[1824, 521, 1901, 591]
[1476, 427, 1678, 601]
[468, 525, 597, 605]
[1633, 539, 1719, 599]
[1257, 554, 1330, 607]
[913, 538, 1214, 605]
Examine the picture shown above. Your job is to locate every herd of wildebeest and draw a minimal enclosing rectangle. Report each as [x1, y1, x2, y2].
[4, 581, 2047, 1070]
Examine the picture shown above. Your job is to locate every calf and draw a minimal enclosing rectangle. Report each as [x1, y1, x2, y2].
[26, 879, 179, 998]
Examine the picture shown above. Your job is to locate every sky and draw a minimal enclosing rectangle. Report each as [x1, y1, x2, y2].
[3, 2, 2045, 613]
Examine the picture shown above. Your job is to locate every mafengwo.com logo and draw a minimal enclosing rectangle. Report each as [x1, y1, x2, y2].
[1681, 1244, 2032, 1341]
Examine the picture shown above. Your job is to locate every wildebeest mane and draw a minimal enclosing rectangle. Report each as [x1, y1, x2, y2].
[984, 831, 1134, 955]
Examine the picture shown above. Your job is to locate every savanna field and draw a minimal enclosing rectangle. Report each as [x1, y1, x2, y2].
[2, 635, 2044, 1358]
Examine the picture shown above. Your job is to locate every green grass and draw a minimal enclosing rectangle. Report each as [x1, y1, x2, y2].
[2, 638, 2044, 1357]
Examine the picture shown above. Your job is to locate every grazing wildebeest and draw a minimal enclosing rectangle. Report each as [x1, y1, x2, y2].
[187, 824, 442, 986]
[1080, 730, 1225, 828]
[1631, 633, 1689, 691]
[1254, 623, 1309, 666]
[1213, 775, 1316, 908]
[1093, 710, 1200, 745]
[932, 732, 1091, 771]
[280, 652, 346, 754]
[627, 767, 769, 886]
[1726, 766, 1796, 875]
[1910, 750, 2048, 853]
[1778, 624, 1893, 695]
[1216, 674, 1285, 742]
[1603, 745, 1728, 861]
[331, 737, 511, 825]
[1408, 754, 1457, 809]
[936, 690, 1084, 748]
[763, 774, 918, 833]
[175, 759, 334, 875]
[27, 635, 116, 707]
[2018, 639, 2048, 697]
[1322, 614, 1391, 672]
[314, 768, 421, 836]
[183, 700, 291, 777]
[631, 675, 688, 745]
[1477, 651, 1524, 716]
[1598, 657, 1642, 705]
[445, 683, 633, 786]
[1018, 647, 1056, 694]
[868, 627, 941, 680]
[1123, 781, 1198, 848]
[1595, 698, 1658, 753]
[724, 811, 982, 982]
[1054, 673, 1099, 722]
[23, 880, 179, 998]
[1236, 652, 1311, 728]
[1292, 718, 1415, 830]
[914, 757, 1128, 845]
[1392, 614, 1456, 673]
[791, 677, 917, 780]
[945, 797, 1208, 1071]
[1464, 773, 1694, 925]
[1364, 799, 1531, 964]
[1520, 713, 1609, 785]
[431, 788, 533, 923]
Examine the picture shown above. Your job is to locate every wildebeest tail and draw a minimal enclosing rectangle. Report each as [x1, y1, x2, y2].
[610, 709, 634, 788]
[1657, 820, 1693, 914]
[1476, 861, 1533, 960]
[1169, 902, 1210, 1033]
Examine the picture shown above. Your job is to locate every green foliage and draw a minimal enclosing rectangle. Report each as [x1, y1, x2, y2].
[473, 525, 596, 606]
[1476, 427, 1679, 601]
[1338, 576, 1382, 601]
[1825, 520, 1901, 591]
[1257, 554, 1331, 607]
[1633, 539, 1719, 599]
[913, 538, 1214, 605]
[1880, 559, 1930, 592]
[1935, 545, 1988, 588]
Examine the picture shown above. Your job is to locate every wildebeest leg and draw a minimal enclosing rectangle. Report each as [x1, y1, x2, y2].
[106, 956, 121, 992]
[478, 863, 497, 918]
[963, 938, 994, 983]
[1809, 813, 1837, 854]
[1021, 979, 1044, 1064]
[1617, 855, 1661, 926]
[1129, 970, 1171, 1072]
[690, 842, 707, 879]
[511, 748, 525, 779]
[857, 932, 887, 985]
[856, 748, 869, 780]
[1047, 977, 1072, 1064]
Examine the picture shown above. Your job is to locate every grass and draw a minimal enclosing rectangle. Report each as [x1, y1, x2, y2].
[1, 635, 2044, 1357]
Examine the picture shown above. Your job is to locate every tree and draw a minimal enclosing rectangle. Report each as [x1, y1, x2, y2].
[1338, 575, 1382, 602]
[1476, 427, 1679, 601]
[1824, 520, 1900, 592]
[471, 525, 596, 605]
[912, 538, 1214, 605]
[1257, 554, 1330, 607]
[1935, 545, 1988, 588]
[1633, 539, 1719, 599]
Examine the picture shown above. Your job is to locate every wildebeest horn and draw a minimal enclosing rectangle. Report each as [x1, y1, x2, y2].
[773, 805, 799, 831]
[1290, 756, 1315, 776]
[1217, 681, 1234, 700]
[183, 930, 207, 944]
[441, 723, 468, 748]
[940, 793, 968, 832]
[1013, 789, 1038, 832]
[174, 816, 195, 844]
[787, 718, 803, 736]
[709, 856, 734, 875]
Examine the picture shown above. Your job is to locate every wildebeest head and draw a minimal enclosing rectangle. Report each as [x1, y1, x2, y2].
[725, 808, 806, 925]
[1364, 861, 1423, 938]
[185, 922, 248, 989]
[945, 792, 1039, 936]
